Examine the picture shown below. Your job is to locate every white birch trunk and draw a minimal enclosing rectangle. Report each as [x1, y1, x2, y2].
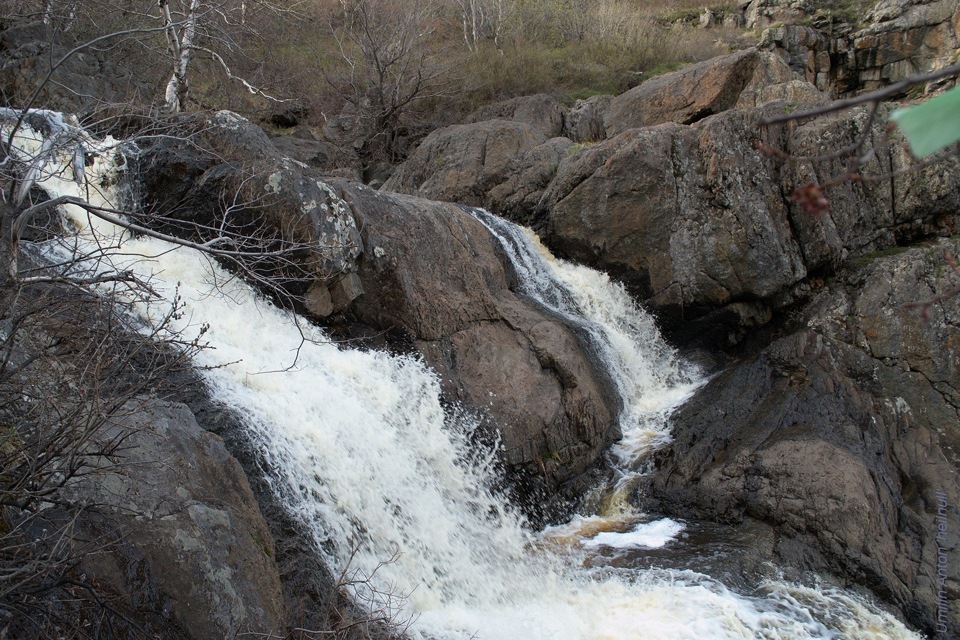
[162, 0, 202, 113]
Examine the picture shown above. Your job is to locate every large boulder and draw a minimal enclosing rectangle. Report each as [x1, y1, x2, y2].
[538, 107, 808, 345]
[69, 400, 288, 639]
[466, 93, 567, 138]
[641, 238, 960, 636]
[535, 99, 960, 345]
[133, 111, 364, 309]
[603, 48, 761, 136]
[382, 119, 549, 206]
[330, 181, 620, 514]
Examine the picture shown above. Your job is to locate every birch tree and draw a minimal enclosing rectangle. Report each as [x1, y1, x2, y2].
[158, 0, 288, 113]
[453, 0, 513, 51]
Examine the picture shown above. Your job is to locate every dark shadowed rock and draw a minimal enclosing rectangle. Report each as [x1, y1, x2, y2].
[467, 93, 567, 138]
[641, 238, 960, 636]
[271, 134, 337, 168]
[563, 95, 612, 143]
[330, 181, 620, 514]
[603, 48, 760, 136]
[0, 22, 151, 115]
[382, 119, 548, 206]
[69, 400, 287, 639]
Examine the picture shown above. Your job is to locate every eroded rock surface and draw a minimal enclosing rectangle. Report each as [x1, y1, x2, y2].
[642, 239, 960, 635]
[535, 98, 960, 345]
[69, 400, 287, 639]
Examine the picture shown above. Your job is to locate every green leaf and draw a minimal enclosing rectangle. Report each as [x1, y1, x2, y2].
[889, 85, 960, 158]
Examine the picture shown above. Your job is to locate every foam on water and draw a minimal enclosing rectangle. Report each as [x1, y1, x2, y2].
[6, 117, 922, 640]
[581, 518, 686, 550]
[469, 209, 700, 468]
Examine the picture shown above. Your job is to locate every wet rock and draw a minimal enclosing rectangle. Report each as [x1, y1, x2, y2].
[330, 181, 620, 515]
[641, 238, 960, 636]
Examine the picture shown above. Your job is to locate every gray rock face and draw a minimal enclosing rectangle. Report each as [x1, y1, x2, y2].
[382, 119, 549, 207]
[539, 107, 808, 343]
[535, 98, 960, 344]
[331, 181, 620, 512]
[134, 112, 364, 308]
[466, 93, 567, 138]
[0, 23, 150, 115]
[69, 400, 287, 639]
[603, 48, 761, 136]
[747, 0, 960, 95]
[642, 239, 960, 636]
[855, 0, 960, 89]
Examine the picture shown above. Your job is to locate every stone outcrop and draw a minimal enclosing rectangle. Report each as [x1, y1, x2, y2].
[746, 0, 960, 95]
[69, 400, 287, 639]
[0, 22, 150, 115]
[742, 0, 810, 30]
[330, 181, 620, 512]
[540, 101, 959, 343]
[642, 238, 960, 636]
[854, 0, 960, 89]
[603, 48, 761, 136]
[381, 45, 945, 346]
[466, 93, 567, 138]
[134, 111, 364, 310]
[382, 119, 550, 207]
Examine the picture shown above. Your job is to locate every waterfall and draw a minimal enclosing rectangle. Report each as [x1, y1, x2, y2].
[468, 208, 700, 468]
[7, 116, 921, 640]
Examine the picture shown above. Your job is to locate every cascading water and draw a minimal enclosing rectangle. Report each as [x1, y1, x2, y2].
[6, 115, 922, 640]
[468, 208, 700, 468]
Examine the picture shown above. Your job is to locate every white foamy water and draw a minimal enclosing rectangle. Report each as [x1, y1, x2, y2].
[581, 518, 685, 550]
[6, 115, 921, 640]
[469, 209, 700, 468]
